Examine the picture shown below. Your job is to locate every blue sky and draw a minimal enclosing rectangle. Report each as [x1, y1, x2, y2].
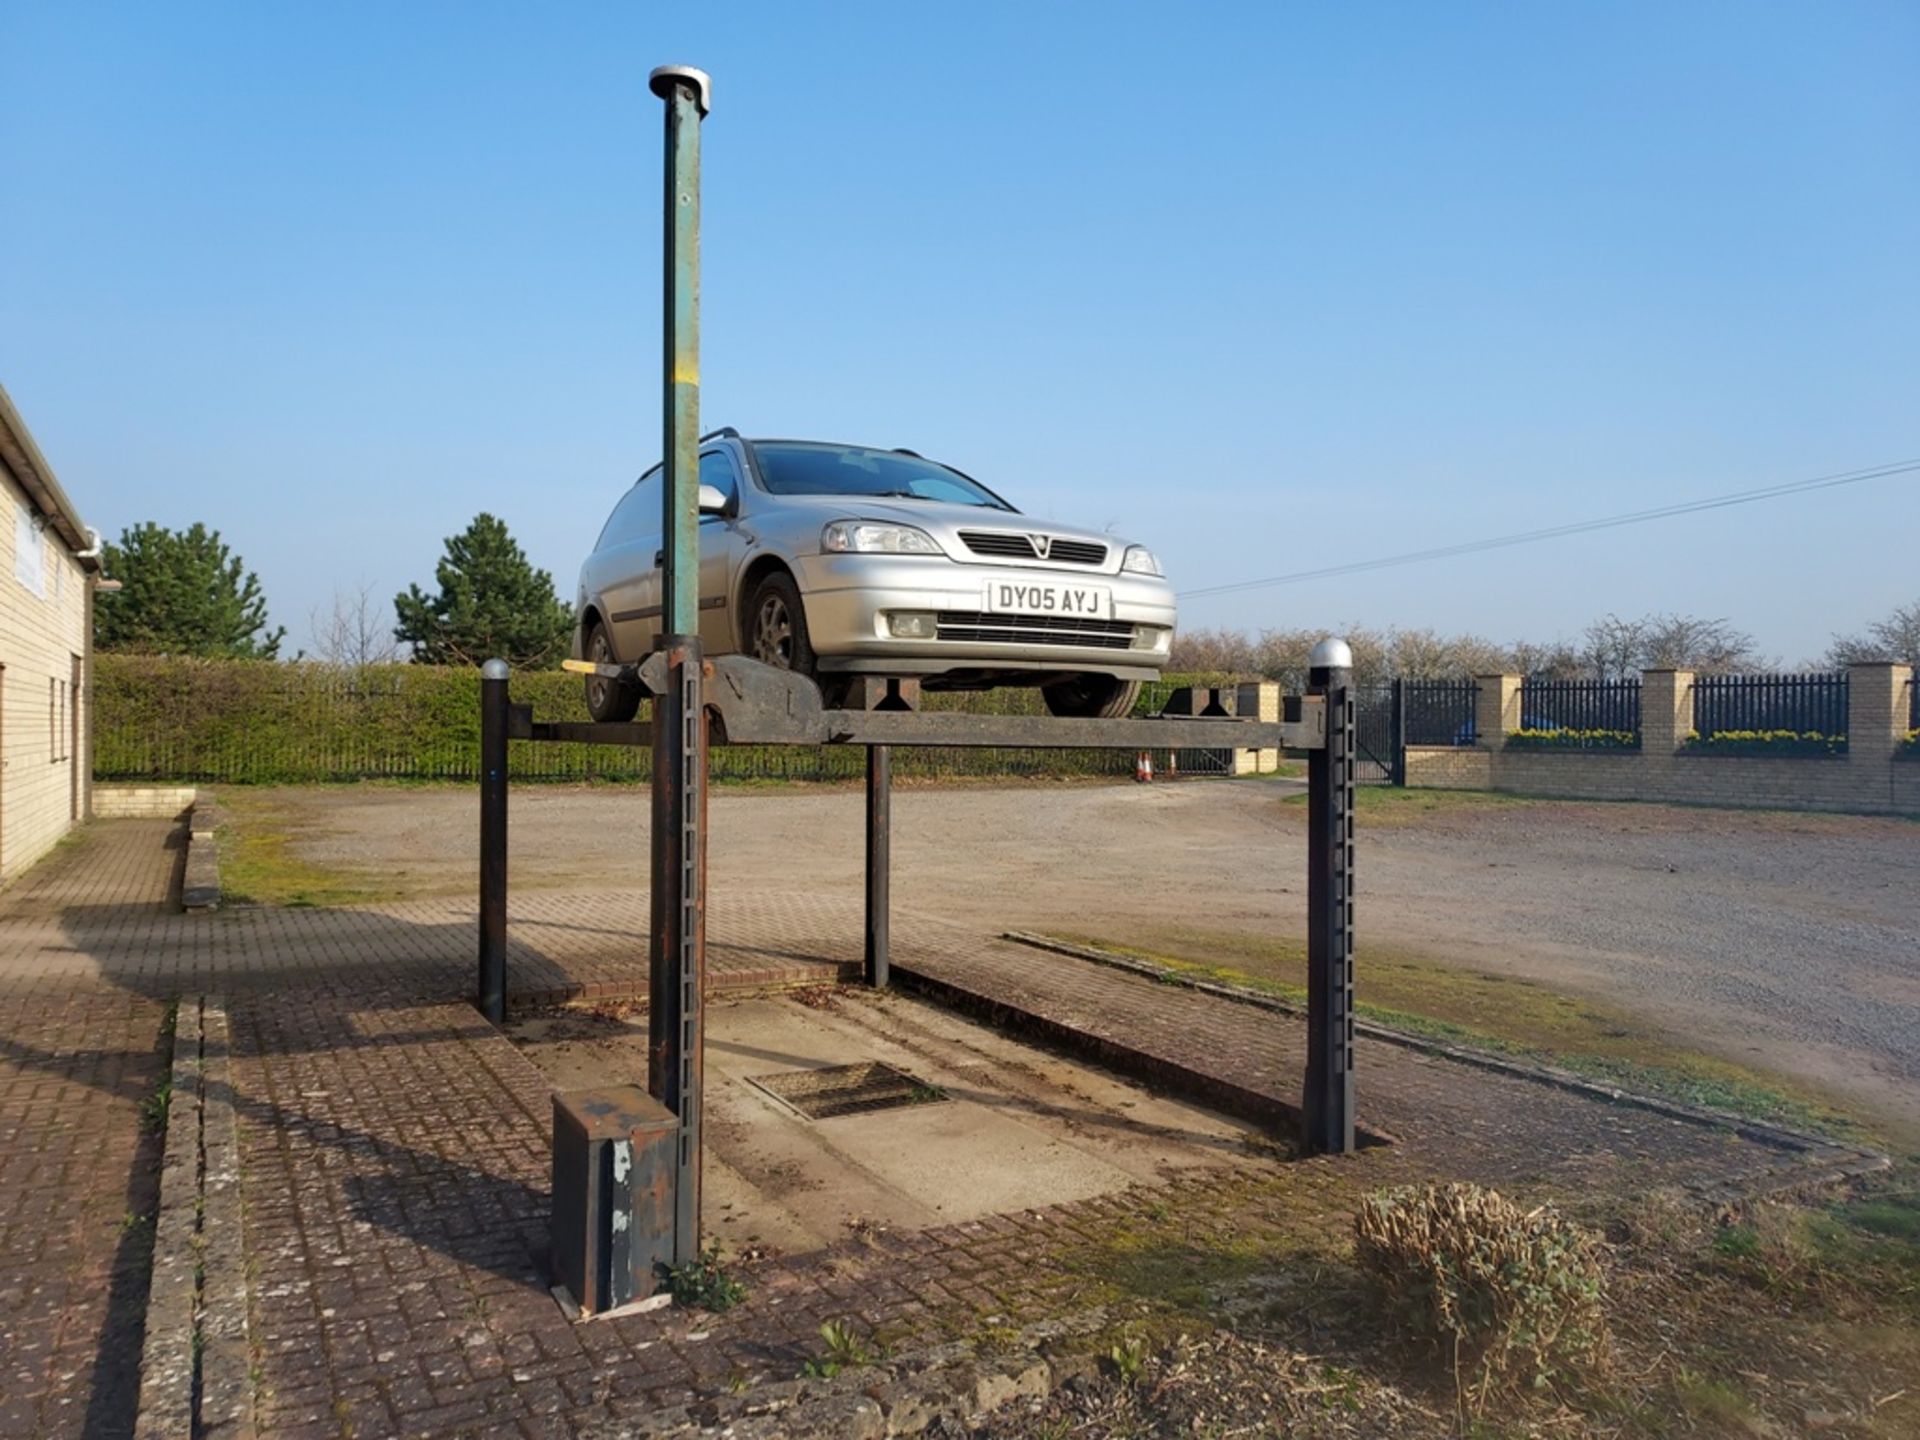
[3, 2, 1915, 663]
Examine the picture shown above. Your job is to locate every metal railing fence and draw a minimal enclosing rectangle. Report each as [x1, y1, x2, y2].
[1691, 671, 1849, 739]
[1400, 680, 1479, 746]
[1519, 678, 1641, 738]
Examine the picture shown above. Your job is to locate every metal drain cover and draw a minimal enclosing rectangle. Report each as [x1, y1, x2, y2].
[750, 1062, 948, 1120]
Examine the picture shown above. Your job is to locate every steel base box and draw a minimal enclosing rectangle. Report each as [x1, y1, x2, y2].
[551, 1085, 678, 1315]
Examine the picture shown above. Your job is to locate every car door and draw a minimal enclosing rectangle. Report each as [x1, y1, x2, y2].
[697, 447, 748, 654]
[597, 466, 663, 658]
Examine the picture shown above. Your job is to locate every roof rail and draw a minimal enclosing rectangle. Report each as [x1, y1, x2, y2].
[700, 426, 740, 442]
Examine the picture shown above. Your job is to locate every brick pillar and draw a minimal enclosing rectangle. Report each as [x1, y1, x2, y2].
[1474, 674, 1519, 747]
[1846, 662, 1912, 763]
[1641, 669, 1694, 752]
[1237, 681, 1280, 772]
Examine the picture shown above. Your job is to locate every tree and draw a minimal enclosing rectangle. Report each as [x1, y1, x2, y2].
[309, 582, 400, 667]
[1825, 599, 1920, 668]
[393, 513, 573, 668]
[97, 522, 285, 658]
[1581, 612, 1763, 678]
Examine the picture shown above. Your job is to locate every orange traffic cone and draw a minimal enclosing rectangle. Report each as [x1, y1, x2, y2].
[1135, 750, 1153, 783]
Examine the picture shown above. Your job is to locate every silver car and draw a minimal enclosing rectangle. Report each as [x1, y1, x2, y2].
[575, 431, 1176, 720]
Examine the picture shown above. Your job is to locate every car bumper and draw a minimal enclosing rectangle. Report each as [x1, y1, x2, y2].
[789, 553, 1177, 676]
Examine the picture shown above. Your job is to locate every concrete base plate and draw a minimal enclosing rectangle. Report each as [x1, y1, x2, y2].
[508, 987, 1260, 1254]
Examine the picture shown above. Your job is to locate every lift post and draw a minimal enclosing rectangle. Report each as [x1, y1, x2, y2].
[1304, 638, 1357, 1154]
[865, 746, 890, 988]
[647, 63, 713, 1269]
[478, 658, 509, 1025]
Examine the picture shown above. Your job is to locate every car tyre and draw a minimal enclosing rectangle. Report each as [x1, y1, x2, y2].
[1042, 674, 1141, 719]
[582, 621, 642, 723]
[745, 571, 817, 677]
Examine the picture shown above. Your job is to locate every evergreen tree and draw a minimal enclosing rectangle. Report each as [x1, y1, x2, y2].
[97, 522, 285, 658]
[393, 513, 573, 668]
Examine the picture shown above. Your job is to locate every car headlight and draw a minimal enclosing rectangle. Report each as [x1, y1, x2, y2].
[821, 520, 944, 555]
[1121, 545, 1162, 576]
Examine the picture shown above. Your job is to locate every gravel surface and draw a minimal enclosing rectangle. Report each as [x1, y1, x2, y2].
[255, 780, 1920, 1134]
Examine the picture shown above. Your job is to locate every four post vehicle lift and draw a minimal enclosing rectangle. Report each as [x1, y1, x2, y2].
[475, 64, 1360, 1318]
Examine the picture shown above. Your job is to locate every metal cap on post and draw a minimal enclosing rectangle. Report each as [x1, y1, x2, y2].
[647, 64, 712, 115]
[1309, 638, 1353, 671]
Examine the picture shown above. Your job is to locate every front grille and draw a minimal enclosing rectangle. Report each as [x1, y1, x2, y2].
[958, 531, 1109, 566]
[935, 611, 1136, 649]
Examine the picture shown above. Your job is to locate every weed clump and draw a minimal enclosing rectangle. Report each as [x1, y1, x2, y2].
[660, 1242, 747, 1313]
[1353, 1181, 1608, 1411]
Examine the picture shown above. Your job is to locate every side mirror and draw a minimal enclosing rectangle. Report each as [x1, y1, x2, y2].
[697, 483, 730, 516]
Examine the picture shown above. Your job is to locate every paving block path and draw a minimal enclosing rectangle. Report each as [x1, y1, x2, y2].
[0, 819, 1876, 1439]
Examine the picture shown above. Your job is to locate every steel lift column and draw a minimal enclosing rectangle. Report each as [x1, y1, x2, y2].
[1304, 638, 1357, 1153]
[647, 63, 713, 1268]
[478, 658, 510, 1024]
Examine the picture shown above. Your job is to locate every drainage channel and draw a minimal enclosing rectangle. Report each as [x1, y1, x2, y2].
[132, 996, 254, 1440]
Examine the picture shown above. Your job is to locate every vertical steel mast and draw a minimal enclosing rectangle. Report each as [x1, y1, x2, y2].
[646, 63, 712, 1265]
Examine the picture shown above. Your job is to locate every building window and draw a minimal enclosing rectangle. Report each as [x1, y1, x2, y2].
[15, 500, 45, 598]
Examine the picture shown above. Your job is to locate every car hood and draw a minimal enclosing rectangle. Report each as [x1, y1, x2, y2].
[765, 493, 1135, 554]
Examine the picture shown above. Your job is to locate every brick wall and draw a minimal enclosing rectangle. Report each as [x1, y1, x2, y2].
[1405, 664, 1917, 816]
[0, 463, 91, 877]
[1402, 745, 1492, 789]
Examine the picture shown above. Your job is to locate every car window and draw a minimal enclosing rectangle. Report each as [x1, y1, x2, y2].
[749, 443, 1013, 510]
[699, 448, 739, 508]
[597, 466, 662, 549]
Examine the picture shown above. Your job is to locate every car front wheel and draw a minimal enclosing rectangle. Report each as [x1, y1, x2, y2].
[582, 622, 642, 723]
[745, 571, 817, 677]
[1042, 674, 1141, 719]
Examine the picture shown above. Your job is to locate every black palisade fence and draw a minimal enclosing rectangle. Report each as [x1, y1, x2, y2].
[1399, 680, 1479, 745]
[1691, 672, 1849, 740]
[1518, 678, 1642, 744]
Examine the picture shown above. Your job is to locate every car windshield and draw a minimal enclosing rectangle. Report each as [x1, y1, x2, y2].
[750, 442, 1014, 509]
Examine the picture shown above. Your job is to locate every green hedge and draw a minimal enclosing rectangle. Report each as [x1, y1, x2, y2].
[93, 656, 1238, 785]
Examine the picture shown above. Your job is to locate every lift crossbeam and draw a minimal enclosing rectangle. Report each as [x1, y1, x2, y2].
[533, 657, 1326, 751]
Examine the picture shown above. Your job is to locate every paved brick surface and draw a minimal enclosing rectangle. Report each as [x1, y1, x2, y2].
[0, 818, 1873, 1438]
[0, 823, 174, 1440]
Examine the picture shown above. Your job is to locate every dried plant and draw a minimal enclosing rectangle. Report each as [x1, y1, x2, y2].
[1354, 1182, 1608, 1413]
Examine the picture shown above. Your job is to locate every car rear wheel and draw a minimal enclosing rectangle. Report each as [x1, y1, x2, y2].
[745, 572, 817, 677]
[582, 621, 642, 723]
[1041, 674, 1141, 719]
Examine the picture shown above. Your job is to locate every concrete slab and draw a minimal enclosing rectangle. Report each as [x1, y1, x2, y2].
[506, 987, 1259, 1255]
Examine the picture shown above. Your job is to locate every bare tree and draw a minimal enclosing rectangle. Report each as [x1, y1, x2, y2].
[1825, 599, 1920, 668]
[1509, 638, 1585, 680]
[309, 582, 401, 667]
[1167, 626, 1258, 674]
[1582, 612, 1762, 677]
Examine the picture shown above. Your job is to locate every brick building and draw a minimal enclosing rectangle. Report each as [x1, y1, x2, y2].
[0, 385, 101, 878]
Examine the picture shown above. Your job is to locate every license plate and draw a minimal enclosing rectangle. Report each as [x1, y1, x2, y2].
[983, 580, 1112, 618]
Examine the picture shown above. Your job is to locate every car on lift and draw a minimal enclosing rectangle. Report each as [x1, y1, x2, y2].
[575, 430, 1176, 721]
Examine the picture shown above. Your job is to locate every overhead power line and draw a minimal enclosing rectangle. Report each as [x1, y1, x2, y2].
[1179, 457, 1920, 601]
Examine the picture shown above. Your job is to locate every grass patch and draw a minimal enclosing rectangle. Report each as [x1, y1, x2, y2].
[1279, 786, 1541, 826]
[1042, 930, 1860, 1137]
[216, 791, 402, 907]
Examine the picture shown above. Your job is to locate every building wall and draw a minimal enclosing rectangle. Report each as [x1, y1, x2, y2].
[0, 461, 90, 878]
[1405, 664, 1917, 816]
